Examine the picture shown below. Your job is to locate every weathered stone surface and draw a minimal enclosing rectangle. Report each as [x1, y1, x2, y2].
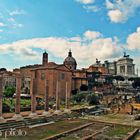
[15, 75, 21, 114]
[31, 78, 37, 113]
[44, 80, 49, 112]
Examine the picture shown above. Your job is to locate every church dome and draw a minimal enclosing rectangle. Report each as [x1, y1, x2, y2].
[64, 50, 77, 70]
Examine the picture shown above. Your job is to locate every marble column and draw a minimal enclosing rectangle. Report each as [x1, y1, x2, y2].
[43, 80, 51, 116]
[54, 80, 61, 114]
[125, 65, 127, 76]
[0, 76, 6, 123]
[29, 78, 38, 118]
[13, 75, 23, 120]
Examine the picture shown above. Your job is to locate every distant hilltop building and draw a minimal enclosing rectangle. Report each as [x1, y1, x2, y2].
[116, 52, 135, 77]
[104, 52, 136, 77]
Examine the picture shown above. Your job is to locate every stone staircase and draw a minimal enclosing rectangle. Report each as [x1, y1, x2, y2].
[0, 117, 47, 131]
[0, 120, 25, 131]
[23, 117, 47, 126]
[0, 112, 81, 131]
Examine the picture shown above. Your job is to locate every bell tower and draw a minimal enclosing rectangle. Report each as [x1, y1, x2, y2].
[42, 51, 48, 66]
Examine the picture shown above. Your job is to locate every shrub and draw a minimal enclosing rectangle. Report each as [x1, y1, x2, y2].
[20, 99, 31, 107]
[73, 93, 86, 103]
[4, 86, 16, 97]
[86, 93, 99, 105]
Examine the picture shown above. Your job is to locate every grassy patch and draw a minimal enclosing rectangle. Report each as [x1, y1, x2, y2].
[0, 119, 91, 140]
[105, 126, 134, 137]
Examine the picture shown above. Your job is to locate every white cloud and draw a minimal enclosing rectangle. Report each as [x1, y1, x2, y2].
[0, 29, 3, 32]
[83, 5, 100, 12]
[108, 9, 124, 23]
[9, 9, 25, 16]
[0, 22, 6, 27]
[106, 0, 114, 9]
[0, 30, 122, 67]
[8, 18, 16, 22]
[127, 26, 140, 50]
[132, 56, 140, 76]
[8, 17, 23, 28]
[106, 0, 140, 23]
[84, 30, 102, 39]
[124, 26, 140, 75]
[76, 0, 95, 4]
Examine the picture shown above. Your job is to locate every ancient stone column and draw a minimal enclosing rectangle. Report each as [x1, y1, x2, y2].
[64, 82, 71, 113]
[54, 80, 61, 114]
[29, 78, 38, 118]
[43, 80, 51, 116]
[65, 82, 68, 109]
[0, 76, 6, 122]
[56, 80, 59, 110]
[31, 92, 36, 113]
[13, 75, 23, 120]
[45, 80, 49, 111]
[31, 79, 36, 113]
[15, 76, 21, 114]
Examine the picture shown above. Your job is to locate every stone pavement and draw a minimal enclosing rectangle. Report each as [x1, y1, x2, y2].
[2, 110, 44, 119]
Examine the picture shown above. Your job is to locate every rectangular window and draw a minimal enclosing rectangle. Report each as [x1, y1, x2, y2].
[35, 70, 37, 79]
[120, 66, 125, 73]
[127, 66, 132, 74]
[41, 72, 45, 80]
[61, 73, 65, 80]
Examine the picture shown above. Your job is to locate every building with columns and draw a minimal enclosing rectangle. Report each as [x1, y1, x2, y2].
[116, 53, 135, 77]
[104, 52, 136, 77]
[12, 51, 72, 99]
[31, 63, 72, 99]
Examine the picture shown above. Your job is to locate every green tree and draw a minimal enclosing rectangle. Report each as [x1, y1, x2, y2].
[4, 86, 16, 97]
[73, 93, 86, 103]
[86, 93, 99, 105]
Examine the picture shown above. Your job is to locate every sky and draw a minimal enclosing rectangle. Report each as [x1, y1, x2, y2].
[0, 0, 140, 72]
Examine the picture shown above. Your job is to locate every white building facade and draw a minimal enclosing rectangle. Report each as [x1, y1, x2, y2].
[116, 55, 136, 77]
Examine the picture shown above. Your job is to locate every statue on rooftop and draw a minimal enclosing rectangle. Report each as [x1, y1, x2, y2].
[96, 58, 100, 64]
[123, 52, 129, 57]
